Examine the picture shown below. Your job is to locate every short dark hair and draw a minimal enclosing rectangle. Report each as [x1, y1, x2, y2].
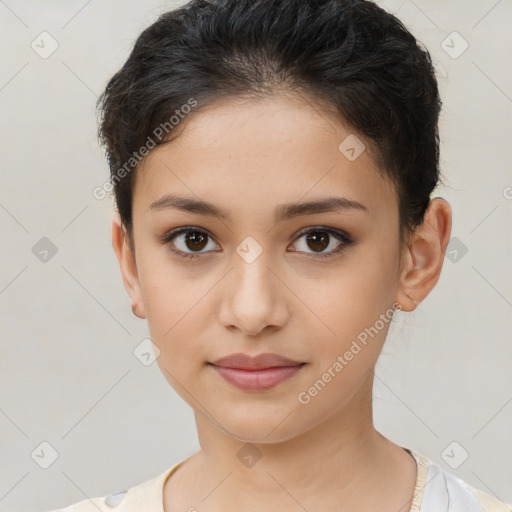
[97, 0, 443, 243]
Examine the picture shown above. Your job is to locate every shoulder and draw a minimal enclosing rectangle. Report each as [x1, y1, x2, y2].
[44, 462, 181, 512]
[408, 448, 511, 512]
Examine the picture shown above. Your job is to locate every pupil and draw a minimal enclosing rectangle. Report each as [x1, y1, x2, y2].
[307, 232, 328, 252]
[186, 231, 208, 251]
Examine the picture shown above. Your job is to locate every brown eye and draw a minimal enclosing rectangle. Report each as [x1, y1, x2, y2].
[305, 231, 330, 252]
[162, 227, 220, 259]
[183, 230, 208, 251]
[290, 227, 353, 259]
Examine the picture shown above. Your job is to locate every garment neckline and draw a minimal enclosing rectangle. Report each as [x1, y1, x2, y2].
[403, 447, 430, 511]
[156, 447, 430, 512]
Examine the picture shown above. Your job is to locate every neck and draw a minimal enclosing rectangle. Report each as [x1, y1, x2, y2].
[164, 370, 417, 512]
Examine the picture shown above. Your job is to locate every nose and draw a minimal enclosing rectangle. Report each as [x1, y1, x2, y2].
[218, 252, 290, 337]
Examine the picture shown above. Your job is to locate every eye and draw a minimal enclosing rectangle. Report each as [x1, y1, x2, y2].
[161, 226, 353, 260]
[289, 227, 353, 258]
[161, 227, 220, 259]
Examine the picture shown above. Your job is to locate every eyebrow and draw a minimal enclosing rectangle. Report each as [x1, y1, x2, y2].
[148, 194, 368, 222]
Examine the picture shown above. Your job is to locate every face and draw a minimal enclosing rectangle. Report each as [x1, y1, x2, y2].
[121, 94, 408, 443]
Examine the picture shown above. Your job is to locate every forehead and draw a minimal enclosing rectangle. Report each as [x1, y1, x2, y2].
[133, 93, 397, 223]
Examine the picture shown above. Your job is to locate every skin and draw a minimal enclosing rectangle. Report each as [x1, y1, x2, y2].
[112, 93, 452, 512]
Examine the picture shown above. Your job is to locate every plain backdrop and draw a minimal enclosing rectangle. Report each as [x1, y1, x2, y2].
[0, 1, 511, 510]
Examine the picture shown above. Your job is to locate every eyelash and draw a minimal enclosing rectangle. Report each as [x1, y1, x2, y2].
[161, 226, 354, 260]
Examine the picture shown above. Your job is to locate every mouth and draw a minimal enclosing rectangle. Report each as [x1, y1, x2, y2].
[210, 351, 305, 370]
[208, 352, 307, 391]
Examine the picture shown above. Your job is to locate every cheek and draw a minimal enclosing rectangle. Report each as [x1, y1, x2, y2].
[292, 266, 396, 414]
[135, 248, 203, 350]
[135, 251, 237, 387]
[299, 241, 400, 358]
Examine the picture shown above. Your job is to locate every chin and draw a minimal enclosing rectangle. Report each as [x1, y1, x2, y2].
[216, 407, 308, 444]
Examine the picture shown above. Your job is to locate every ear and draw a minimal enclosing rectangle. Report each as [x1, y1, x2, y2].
[111, 212, 146, 319]
[395, 197, 452, 312]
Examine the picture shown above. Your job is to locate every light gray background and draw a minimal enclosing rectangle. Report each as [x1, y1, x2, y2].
[0, 1, 511, 511]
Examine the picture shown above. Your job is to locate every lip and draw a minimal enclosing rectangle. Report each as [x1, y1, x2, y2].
[210, 352, 304, 370]
[209, 352, 306, 391]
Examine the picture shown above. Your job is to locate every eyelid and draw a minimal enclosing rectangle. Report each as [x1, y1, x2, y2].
[293, 225, 352, 243]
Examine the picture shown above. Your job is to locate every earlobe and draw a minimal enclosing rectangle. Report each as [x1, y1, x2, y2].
[395, 198, 452, 312]
[111, 213, 146, 319]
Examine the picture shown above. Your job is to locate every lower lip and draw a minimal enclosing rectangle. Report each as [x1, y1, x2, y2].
[210, 364, 305, 391]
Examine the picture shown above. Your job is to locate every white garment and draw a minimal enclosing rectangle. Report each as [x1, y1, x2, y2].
[417, 458, 510, 511]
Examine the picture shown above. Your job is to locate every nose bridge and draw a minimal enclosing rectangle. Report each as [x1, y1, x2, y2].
[229, 228, 272, 278]
[219, 237, 288, 334]
[232, 239, 276, 302]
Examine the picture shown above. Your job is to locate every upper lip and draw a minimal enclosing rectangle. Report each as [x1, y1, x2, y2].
[210, 352, 304, 370]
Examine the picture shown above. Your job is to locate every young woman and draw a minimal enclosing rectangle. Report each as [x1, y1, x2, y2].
[52, 0, 510, 510]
